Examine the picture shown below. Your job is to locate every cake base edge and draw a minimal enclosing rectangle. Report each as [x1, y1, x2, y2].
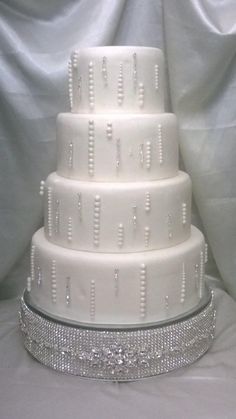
[19, 290, 216, 381]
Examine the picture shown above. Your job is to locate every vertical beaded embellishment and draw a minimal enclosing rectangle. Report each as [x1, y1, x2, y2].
[138, 82, 144, 108]
[37, 266, 42, 287]
[51, 260, 57, 304]
[55, 199, 60, 235]
[114, 268, 119, 296]
[67, 217, 72, 243]
[117, 63, 124, 106]
[77, 76, 82, 103]
[102, 56, 108, 86]
[72, 51, 82, 107]
[194, 263, 199, 290]
[116, 138, 121, 171]
[144, 226, 150, 248]
[139, 144, 144, 167]
[145, 141, 151, 170]
[66, 277, 71, 306]
[90, 279, 96, 321]
[157, 123, 163, 165]
[72, 51, 78, 69]
[39, 180, 45, 196]
[27, 277, 31, 292]
[117, 223, 124, 248]
[154, 64, 159, 91]
[205, 243, 208, 263]
[180, 263, 186, 304]
[182, 202, 187, 226]
[30, 244, 36, 282]
[133, 52, 137, 90]
[132, 205, 138, 231]
[88, 61, 95, 110]
[88, 120, 95, 177]
[77, 193, 82, 222]
[93, 195, 101, 247]
[199, 251, 204, 298]
[106, 122, 113, 140]
[47, 186, 53, 238]
[68, 141, 73, 170]
[167, 214, 173, 239]
[145, 192, 151, 213]
[165, 295, 169, 316]
[68, 59, 73, 110]
[140, 264, 147, 319]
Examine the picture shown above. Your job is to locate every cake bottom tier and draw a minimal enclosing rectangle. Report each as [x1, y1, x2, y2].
[28, 226, 206, 326]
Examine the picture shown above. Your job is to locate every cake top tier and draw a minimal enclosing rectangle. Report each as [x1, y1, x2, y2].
[68, 46, 164, 114]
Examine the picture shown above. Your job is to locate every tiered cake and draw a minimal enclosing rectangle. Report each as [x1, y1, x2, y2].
[20, 47, 215, 380]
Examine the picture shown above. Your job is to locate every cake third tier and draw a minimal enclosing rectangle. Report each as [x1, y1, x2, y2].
[43, 171, 191, 252]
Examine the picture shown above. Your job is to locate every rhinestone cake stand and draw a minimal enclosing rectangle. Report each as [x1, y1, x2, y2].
[19, 288, 216, 380]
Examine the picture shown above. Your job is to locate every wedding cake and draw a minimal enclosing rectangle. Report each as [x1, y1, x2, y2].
[20, 46, 216, 380]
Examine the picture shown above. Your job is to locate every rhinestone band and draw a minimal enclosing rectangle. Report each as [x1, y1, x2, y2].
[19, 291, 216, 381]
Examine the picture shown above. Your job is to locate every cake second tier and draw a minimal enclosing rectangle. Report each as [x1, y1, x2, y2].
[43, 171, 191, 252]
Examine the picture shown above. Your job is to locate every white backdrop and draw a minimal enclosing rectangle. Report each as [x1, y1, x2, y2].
[0, 0, 235, 299]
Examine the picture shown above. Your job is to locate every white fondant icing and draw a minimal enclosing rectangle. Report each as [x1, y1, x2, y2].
[29, 226, 205, 325]
[69, 46, 164, 113]
[43, 171, 191, 252]
[27, 46, 208, 331]
[56, 113, 178, 181]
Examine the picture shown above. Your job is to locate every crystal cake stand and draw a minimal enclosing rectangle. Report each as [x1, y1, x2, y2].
[19, 289, 216, 380]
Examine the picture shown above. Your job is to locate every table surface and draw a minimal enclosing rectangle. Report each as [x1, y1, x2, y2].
[0, 282, 236, 419]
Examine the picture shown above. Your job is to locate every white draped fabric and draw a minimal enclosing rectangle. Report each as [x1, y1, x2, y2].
[0, 0, 235, 301]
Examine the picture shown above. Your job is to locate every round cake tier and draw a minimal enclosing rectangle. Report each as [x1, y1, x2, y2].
[56, 113, 178, 181]
[28, 226, 206, 326]
[43, 171, 191, 252]
[68, 46, 164, 113]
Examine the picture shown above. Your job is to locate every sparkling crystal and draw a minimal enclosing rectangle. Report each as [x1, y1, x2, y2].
[19, 291, 216, 381]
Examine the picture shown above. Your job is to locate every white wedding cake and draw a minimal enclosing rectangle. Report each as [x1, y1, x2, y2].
[20, 47, 215, 379]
